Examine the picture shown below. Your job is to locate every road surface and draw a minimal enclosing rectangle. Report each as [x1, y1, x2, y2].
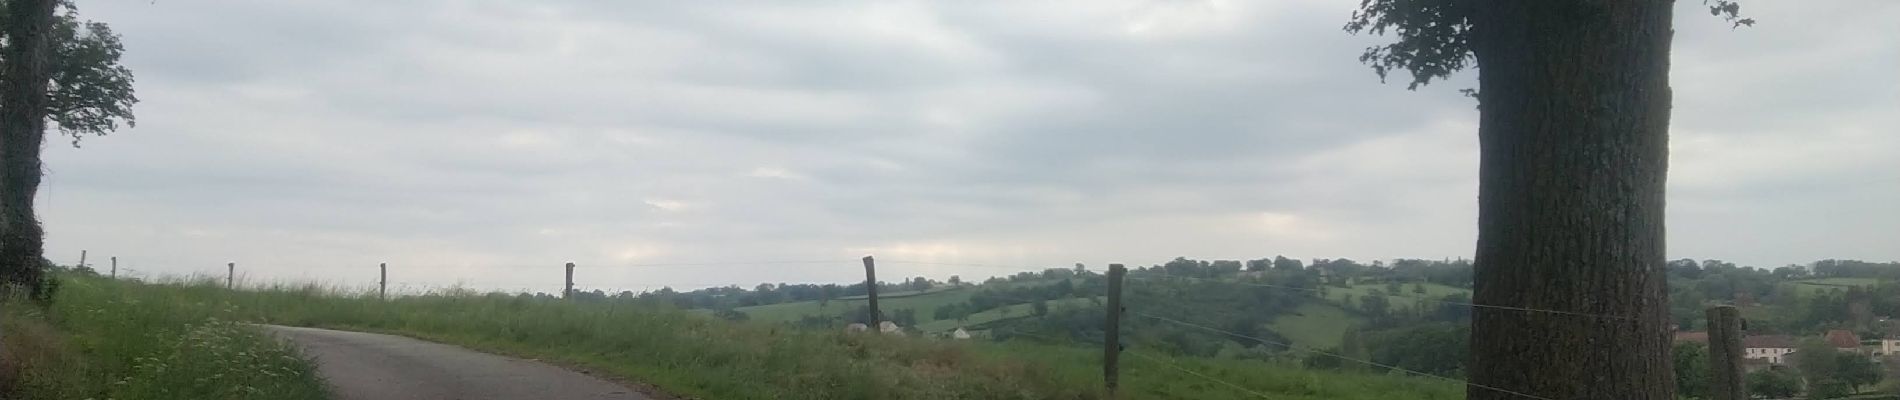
[264, 325, 652, 400]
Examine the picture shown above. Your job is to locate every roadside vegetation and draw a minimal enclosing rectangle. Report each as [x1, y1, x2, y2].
[1, 270, 326, 400]
[35, 271, 1455, 400]
[17, 257, 1894, 399]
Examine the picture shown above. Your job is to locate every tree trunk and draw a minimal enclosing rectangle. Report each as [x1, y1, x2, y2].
[0, 0, 57, 301]
[1466, 1, 1674, 399]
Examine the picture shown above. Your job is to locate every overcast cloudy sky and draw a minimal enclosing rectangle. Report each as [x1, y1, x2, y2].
[41, 0, 1899, 293]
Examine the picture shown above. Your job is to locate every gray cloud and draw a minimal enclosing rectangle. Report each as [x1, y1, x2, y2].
[41, 0, 1900, 292]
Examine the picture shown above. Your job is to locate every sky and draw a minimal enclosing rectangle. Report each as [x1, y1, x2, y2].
[41, 0, 1900, 294]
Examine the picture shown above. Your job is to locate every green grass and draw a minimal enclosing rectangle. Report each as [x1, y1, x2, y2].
[1, 274, 327, 400]
[52, 274, 1463, 399]
[1268, 303, 1364, 350]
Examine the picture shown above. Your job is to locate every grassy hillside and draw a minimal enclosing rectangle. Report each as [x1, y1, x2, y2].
[836, 284, 962, 300]
[737, 279, 1083, 333]
[1325, 282, 1469, 307]
[737, 285, 976, 324]
[55, 274, 1461, 399]
[916, 296, 1103, 333]
[1787, 277, 1882, 297]
[1, 274, 327, 400]
[1268, 303, 1364, 350]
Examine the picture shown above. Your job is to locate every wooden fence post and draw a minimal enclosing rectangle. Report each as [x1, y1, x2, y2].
[379, 263, 388, 300]
[226, 262, 235, 289]
[77, 250, 86, 269]
[1104, 263, 1126, 396]
[564, 262, 575, 300]
[109, 256, 116, 279]
[863, 256, 880, 329]
[1708, 305, 1745, 400]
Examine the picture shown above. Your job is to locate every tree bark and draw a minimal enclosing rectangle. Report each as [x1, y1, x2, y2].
[1466, 1, 1674, 399]
[0, 0, 57, 301]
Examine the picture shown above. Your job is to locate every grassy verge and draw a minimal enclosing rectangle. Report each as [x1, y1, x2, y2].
[60, 274, 1461, 399]
[1, 274, 327, 400]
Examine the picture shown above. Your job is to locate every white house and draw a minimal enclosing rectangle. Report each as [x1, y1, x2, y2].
[1743, 335, 1798, 365]
[1874, 338, 1900, 356]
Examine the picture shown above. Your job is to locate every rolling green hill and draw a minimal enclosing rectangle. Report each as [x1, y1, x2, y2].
[1325, 281, 1469, 303]
[734, 279, 1086, 332]
[1786, 277, 1882, 297]
[1268, 302, 1363, 350]
[916, 296, 1103, 333]
[736, 285, 978, 323]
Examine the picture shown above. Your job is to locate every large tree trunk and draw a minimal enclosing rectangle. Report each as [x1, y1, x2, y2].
[0, 0, 57, 301]
[1466, 1, 1674, 399]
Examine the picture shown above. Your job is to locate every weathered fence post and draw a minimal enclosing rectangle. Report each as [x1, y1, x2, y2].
[564, 262, 575, 300]
[77, 250, 86, 269]
[379, 262, 388, 300]
[109, 256, 116, 279]
[1104, 263, 1126, 396]
[226, 262, 235, 289]
[1708, 305, 1745, 400]
[863, 256, 880, 329]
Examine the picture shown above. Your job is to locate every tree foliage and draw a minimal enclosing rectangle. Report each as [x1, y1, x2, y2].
[0, 0, 135, 146]
[1344, 0, 1752, 90]
[1342, 0, 1471, 90]
[1671, 343, 1709, 399]
[1745, 368, 1800, 399]
[1836, 352, 1882, 393]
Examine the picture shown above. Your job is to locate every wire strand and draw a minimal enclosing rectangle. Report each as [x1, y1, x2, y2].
[1132, 311, 1553, 400]
[1127, 274, 1632, 321]
[1125, 350, 1274, 399]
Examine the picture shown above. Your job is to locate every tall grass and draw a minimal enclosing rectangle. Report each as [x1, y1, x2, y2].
[38, 274, 1462, 399]
[1, 274, 327, 400]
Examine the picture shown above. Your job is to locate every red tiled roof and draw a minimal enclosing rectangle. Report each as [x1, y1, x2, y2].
[1743, 335, 1797, 349]
[1826, 330, 1861, 349]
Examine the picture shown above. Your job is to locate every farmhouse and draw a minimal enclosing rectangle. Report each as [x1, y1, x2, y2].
[1742, 335, 1798, 365]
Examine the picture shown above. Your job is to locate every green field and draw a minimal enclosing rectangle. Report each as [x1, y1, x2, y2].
[1786, 277, 1882, 297]
[1268, 302, 1364, 350]
[1325, 281, 1470, 306]
[835, 284, 962, 300]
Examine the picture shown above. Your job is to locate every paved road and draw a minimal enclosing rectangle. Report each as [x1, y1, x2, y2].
[264, 326, 651, 400]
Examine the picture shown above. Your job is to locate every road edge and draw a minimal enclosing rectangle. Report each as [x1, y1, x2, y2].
[258, 324, 688, 400]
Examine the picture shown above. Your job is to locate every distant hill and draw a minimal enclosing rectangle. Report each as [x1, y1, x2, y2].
[733, 278, 1088, 333]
